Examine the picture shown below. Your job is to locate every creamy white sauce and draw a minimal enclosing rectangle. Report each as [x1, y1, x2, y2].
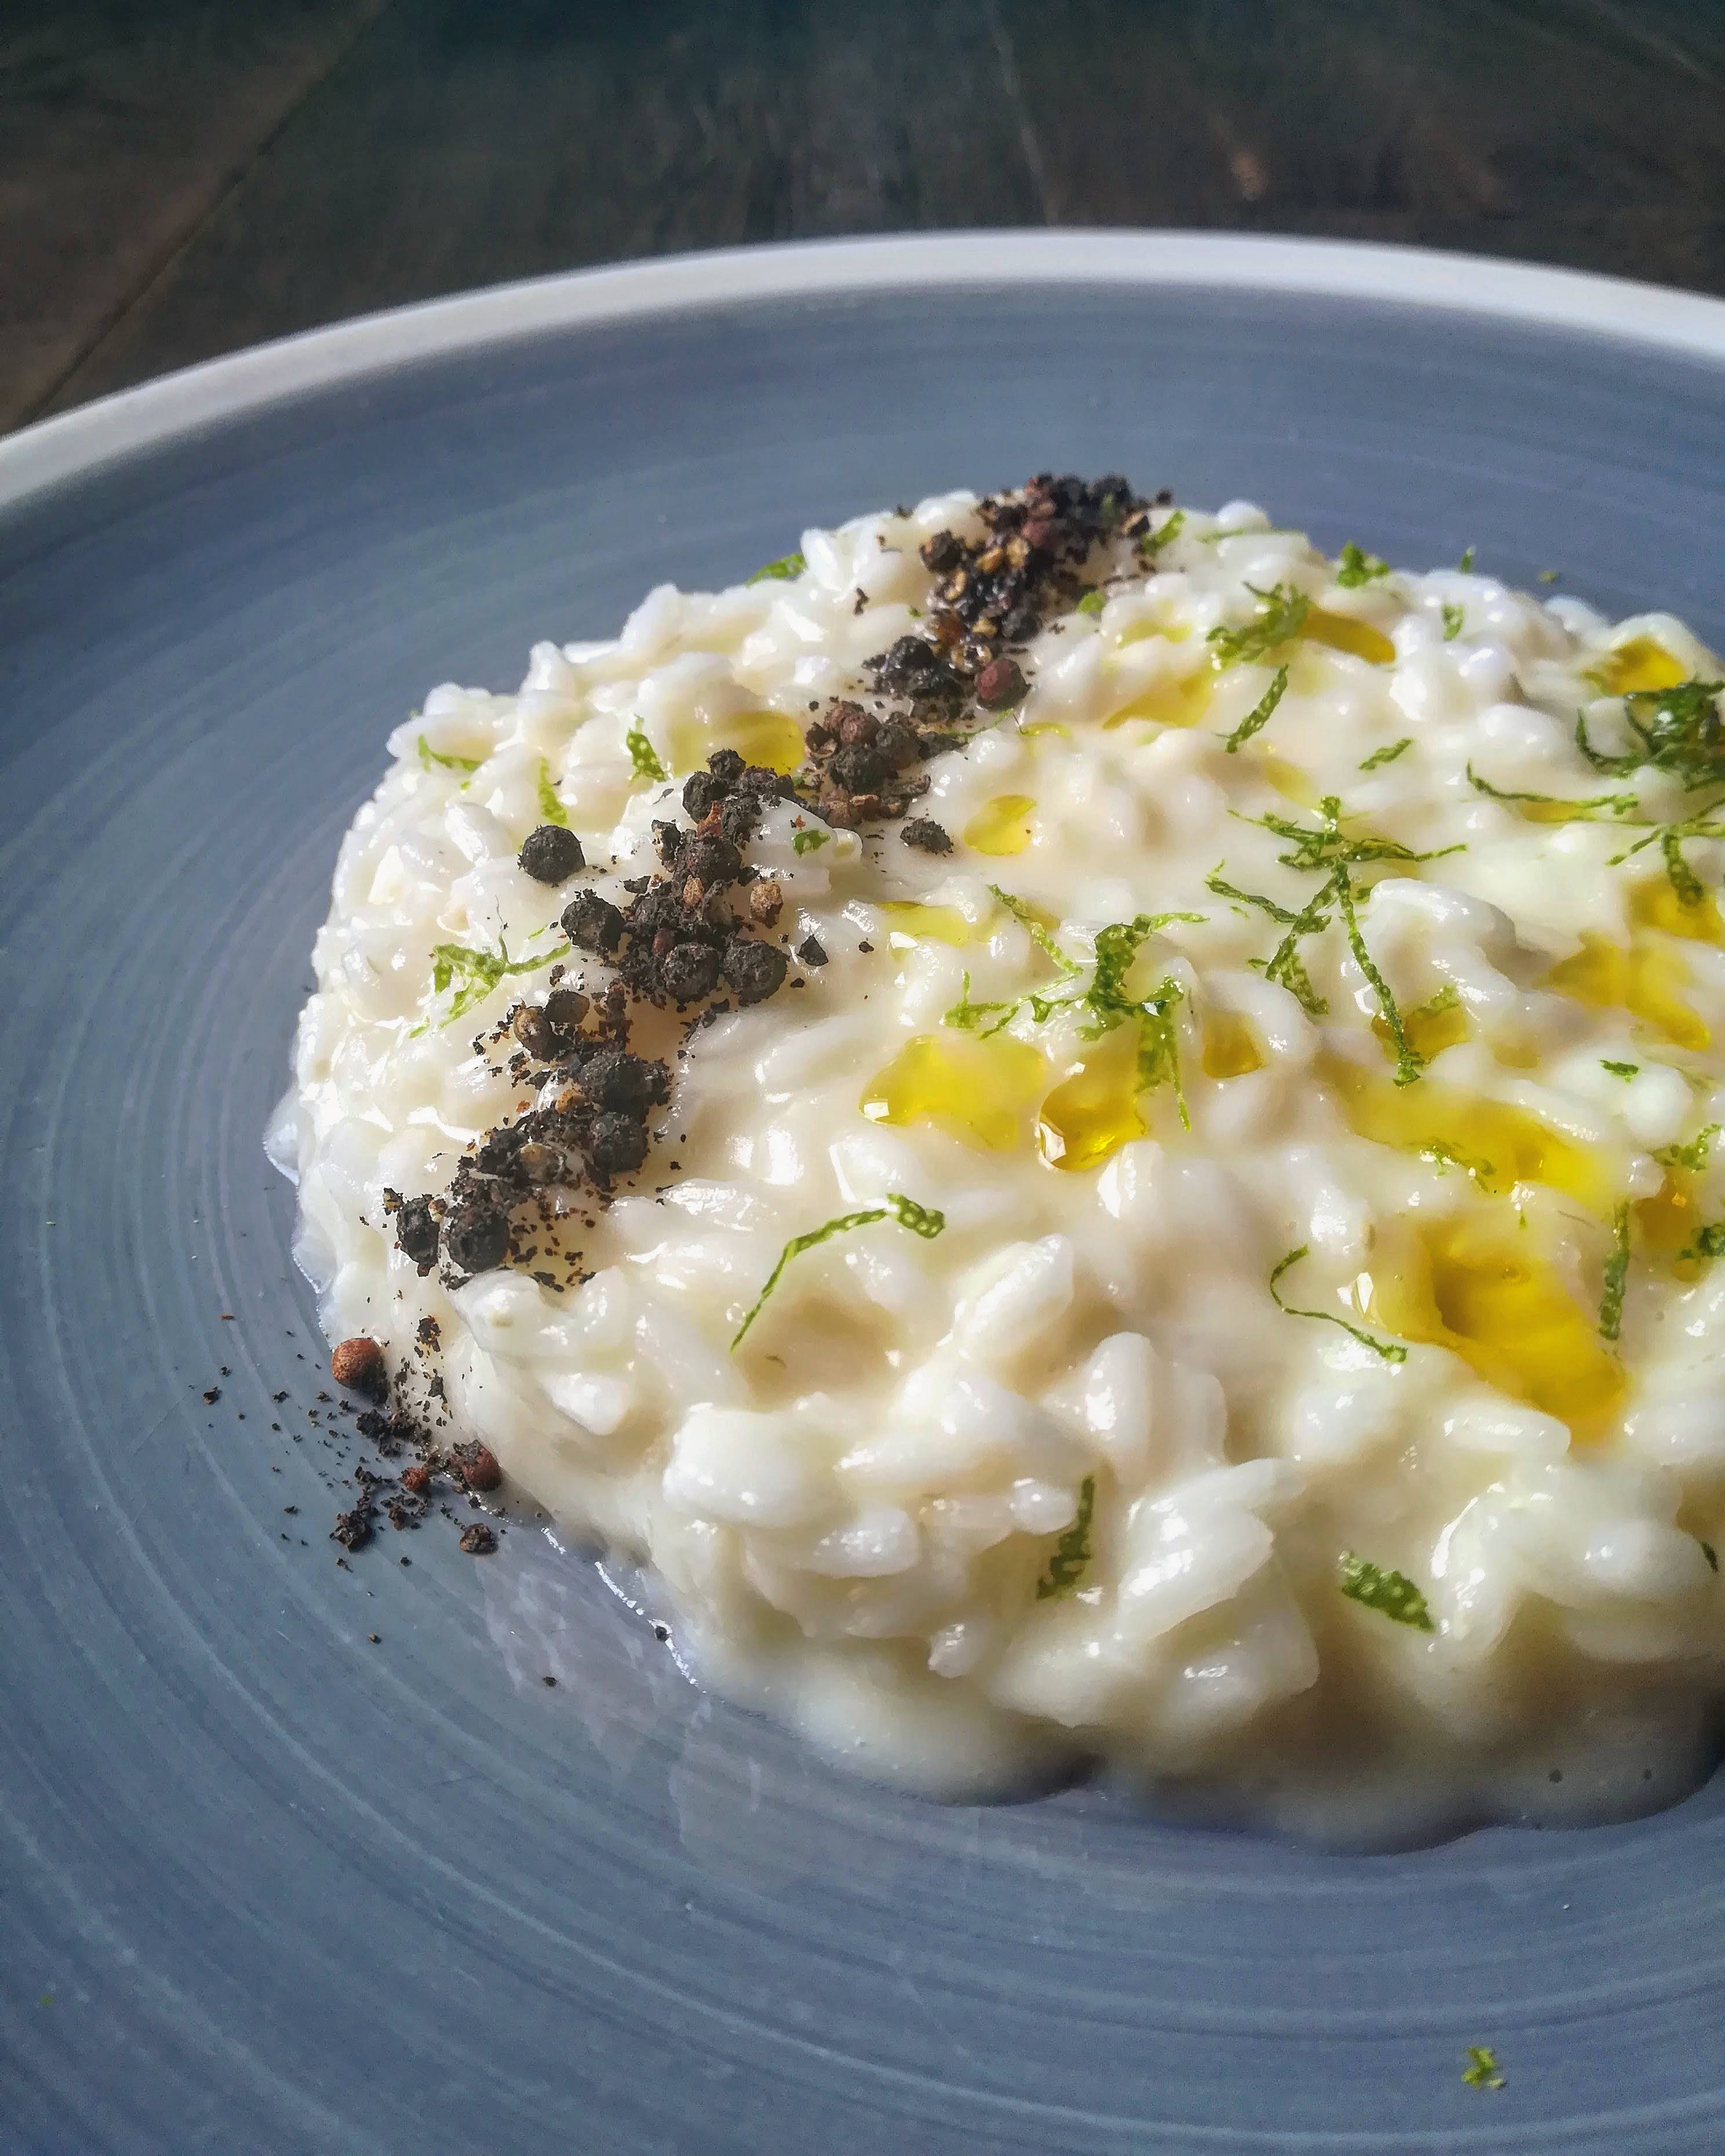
[278, 490, 1725, 1841]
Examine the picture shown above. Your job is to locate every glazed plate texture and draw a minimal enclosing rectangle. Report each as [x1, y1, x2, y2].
[3, 233, 1725, 2154]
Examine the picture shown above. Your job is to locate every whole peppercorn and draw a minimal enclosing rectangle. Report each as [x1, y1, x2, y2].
[829, 742, 892, 795]
[578, 1050, 663, 1113]
[395, 1196, 440, 1273]
[875, 719, 918, 768]
[679, 833, 742, 887]
[920, 530, 963, 572]
[542, 987, 589, 1031]
[723, 937, 788, 1005]
[974, 657, 1028, 710]
[454, 1441, 503, 1492]
[832, 703, 877, 746]
[330, 1336, 388, 1400]
[511, 1004, 554, 1060]
[518, 824, 585, 884]
[660, 941, 722, 1002]
[588, 1110, 649, 1179]
[443, 1201, 510, 1277]
[707, 748, 745, 782]
[561, 890, 623, 953]
[718, 795, 760, 846]
[682, 769, 730, 818]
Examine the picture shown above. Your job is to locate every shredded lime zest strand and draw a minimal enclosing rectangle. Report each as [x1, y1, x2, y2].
[1600, 1201, 1631, 1342]
[1462, 2047, 1505, 2091]
[1601, 1059, 1639, 1080]
[732, 1192, 944, 1348]
[1223, 665, 1289, 753]
[1442, 602, 1465, 640]
[792, 828, 831, 856]
[942, 969, 1024, 1037]
[1458, 546, 1476, 571]
[1074, 913, 1206, 1132]
[988, 885, 1081, 974]
[417, 931, 569, 1033]
[1269, 1245, 1408, 1363]
[1338, 1551, 1435, 1630]
[1683, 1221, 1725, 1264]
[1577, 677, 1725, 792]
[1334, 872, 1420, 1086]
[1466, 763, 1639, 821]
[748, 550, 806, 584]
[1207, 582, 1309, 667]
[1219, 797, 1461, 1054]
[1035, 1476, 1097, 1599]
[1655, 1122, 1720, 1172]
[536, 759, 569, 826]
[1335, 542, 1389, 587]
[1137, 509, 1185, 556]
[625, 720, 668, 784]
[418, 734, 484, 774]
[1076, 588, 1107, 617]
[1360, 737, 1413, 770]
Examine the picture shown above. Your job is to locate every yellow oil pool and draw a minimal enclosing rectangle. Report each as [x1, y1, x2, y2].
[1544, 935, 1710, 1052]
[1323, 1052, 1615, 1212]
[669, 708, 806, 777]
[963, 795, 1037, 856]
[861, 1033, 1047, 1151]
[1589, 638, 1688, 695]
[1202, 1009, 1265, 1080]
[1356, 1214, 1626, 1434]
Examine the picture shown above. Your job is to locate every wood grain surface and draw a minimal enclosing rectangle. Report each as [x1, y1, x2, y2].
[5, 0, 1725, 429]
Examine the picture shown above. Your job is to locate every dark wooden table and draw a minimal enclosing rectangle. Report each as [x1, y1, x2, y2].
[6, 0, 1725, 435]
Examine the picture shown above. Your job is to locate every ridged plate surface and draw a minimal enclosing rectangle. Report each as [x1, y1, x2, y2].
[3, 235, 1725, 2153]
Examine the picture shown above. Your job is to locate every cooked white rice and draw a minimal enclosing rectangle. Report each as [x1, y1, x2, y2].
[272, 483, 1725, 1840]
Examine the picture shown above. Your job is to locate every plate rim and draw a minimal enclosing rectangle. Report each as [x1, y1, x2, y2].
[5, 226, 1725, 511]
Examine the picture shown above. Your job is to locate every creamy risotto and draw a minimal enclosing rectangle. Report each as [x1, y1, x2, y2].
[272, 475, 1725, 1840]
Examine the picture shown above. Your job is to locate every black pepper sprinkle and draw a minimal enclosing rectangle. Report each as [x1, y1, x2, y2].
[372, 479, 1153, 1478]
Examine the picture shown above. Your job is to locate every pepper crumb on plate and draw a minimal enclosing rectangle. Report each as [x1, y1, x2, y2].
[330, 1336, 388, 1400]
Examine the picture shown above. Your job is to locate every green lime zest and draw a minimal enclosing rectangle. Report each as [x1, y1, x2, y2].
[536, 759, 569, 826]
[1599, 1201, 1631, 1342]
[1222, 665, 1289, 753]
[418, 734, 483, 774]
[1269, 1245, 1407, 1363]
[749, 551, 806, 584]
[732, 1192, 945, 1348]
[1137, 509, 1185, 556]
[625, 720, 668, 784]
[1339, 1551, 1435, 1629]
[1035, 1476, 1097, 1600]
[1334, 542, 1389, 587]
[1207, 583, 1310, 667]
[414, 930, 569, 1034]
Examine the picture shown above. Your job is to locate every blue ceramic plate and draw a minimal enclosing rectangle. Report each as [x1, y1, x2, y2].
[5, 234, 1725, 2154]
